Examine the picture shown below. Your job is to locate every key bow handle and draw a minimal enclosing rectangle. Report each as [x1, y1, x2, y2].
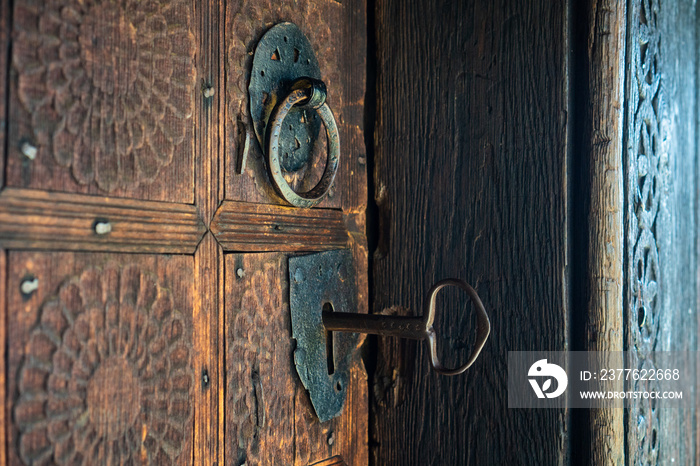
[424, 279, 491, 375]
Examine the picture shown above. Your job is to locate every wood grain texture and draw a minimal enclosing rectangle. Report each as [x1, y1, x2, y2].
[0, 188, 206, 253]
[371, 1, 568, 464]
[0, 0, 8, 188]
[195, 0, 223, 225]
[225, 251, 368, 466]
[6, 252, 195, 465]
[191, 0, 225, 460]
[211, 201, 348, 252]
[7, 0, 196, 202]
[224, 0, 367, 217]
[623, 0, 698, 463]
[193, 233, 224, 465]
[572, 1, 626, 464]
[0, 248, 6, 466]
[310, 455, 346, 466]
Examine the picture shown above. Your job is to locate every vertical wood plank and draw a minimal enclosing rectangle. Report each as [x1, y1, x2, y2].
[195, 0, 222, 225]
[193, 0, 223, 461]
[337, 0, 368, 218]
[623, 0, 698, 463]
[655, 1, 698, 458]
[6, 0, 197, 202]
[0, 0, 9, 188]
[0, 248, 6, 466]
[224, 0, 366, 217]
[193, 234, 224, 465]
[371, 0, 569, 464]
[571, 0, 626, 464]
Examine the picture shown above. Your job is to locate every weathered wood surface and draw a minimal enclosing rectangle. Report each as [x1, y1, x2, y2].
[310, 455, 346, 466]
[211, 201, 348, 252]
[569, 1, 626, 464]
[195, 0, 223, 227]
[0, 248, 6, 465]
[224, 251, 368, 466]
[224, 0, 367, 218]
[6, 252, 196, 464]
[192, 0, 225, 460]
[623, 0, 698, 464]
[0, 188, 206, 253]
[0, 0, 8, 188]
[193, 233, 224, 465]
[7, 0, 197, 203]
[371, 1, 568, 464]
[1, 0, 369, 463]
[220, 3, 371, 458]
[0, 2, 8, 460]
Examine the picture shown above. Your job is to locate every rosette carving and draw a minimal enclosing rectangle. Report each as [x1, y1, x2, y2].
[13, 0, 195, 191]
[14, 264, 193, 464]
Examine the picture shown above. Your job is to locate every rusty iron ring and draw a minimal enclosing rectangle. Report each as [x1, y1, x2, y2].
[424, 279, 491, 375]
[266, 82, 339, 208]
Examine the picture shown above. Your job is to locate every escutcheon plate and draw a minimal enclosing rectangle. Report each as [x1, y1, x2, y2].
[289, 250, 359, 422]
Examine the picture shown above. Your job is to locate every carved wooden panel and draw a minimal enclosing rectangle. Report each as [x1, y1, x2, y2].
[625, 0, 698, 463]
[0, 0, 370, 464]
[7, 252, 195, 465]
[7, 0, 196, 202]
[224, 0, 367, 216]
[224, 252, 368, 466]
[625, 1, 662, 463]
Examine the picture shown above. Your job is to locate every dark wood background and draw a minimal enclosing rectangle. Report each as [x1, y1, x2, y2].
[368, 0, 699, 465]
[369, 1, 569, 464]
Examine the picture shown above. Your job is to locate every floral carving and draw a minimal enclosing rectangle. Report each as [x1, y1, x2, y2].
[13, 0, 195, 191]
[14, 264, 193, 464]
[627, 0, 662, 463]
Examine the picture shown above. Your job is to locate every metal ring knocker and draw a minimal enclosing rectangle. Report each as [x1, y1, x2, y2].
[266, 78, 340, 208]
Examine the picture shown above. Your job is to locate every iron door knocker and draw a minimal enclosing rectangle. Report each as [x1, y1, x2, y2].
[250, 22, 339, 208]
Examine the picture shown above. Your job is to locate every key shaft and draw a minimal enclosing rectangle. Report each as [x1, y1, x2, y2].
[322, 312, 428, 340]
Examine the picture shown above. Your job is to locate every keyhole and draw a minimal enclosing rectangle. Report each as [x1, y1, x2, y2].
[324, 302, 335, 375]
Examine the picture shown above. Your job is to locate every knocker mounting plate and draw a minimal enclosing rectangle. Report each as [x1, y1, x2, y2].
[250, 22, 323, 173]
[289, 250, 360, 422]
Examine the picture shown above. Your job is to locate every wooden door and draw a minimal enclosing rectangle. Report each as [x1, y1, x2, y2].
[0, 1, 368, 465]
[368, 0, 699, 465]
